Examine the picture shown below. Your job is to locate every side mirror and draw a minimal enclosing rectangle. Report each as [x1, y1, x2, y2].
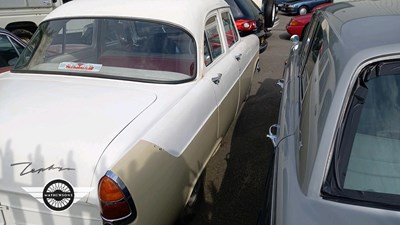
[290, 35, 300, 45]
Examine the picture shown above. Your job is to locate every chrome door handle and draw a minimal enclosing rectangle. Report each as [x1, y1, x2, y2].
[235, 53, 242, 61]
[212, 73, 222, 84]
[267, 124, 280, 148]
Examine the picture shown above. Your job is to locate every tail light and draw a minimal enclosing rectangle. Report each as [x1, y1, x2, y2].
[288, 19, 300, 26]
[98, 170, 136, 224]
[235, 19, 257, 32]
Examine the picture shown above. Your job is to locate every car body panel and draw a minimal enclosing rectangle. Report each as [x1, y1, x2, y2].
[286, 13, 312, 37]
[0, 0, 259, 224]
[261, 1, 400, 224]
[0, 191, 100, 225]
[0, 73, 197, 189]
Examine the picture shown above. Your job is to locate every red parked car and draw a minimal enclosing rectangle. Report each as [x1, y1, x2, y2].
[286, 2, 331, 38]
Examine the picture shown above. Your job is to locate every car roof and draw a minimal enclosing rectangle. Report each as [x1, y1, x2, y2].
[44, 0, 229, 41]
[0, 28, 8, 33]
[323, 0, 400, 50]
[319, 0, 400, 77]
[0, 28, 14, 36]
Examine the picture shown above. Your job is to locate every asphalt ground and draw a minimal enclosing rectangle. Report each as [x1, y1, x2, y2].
[183, 13, 293, 225]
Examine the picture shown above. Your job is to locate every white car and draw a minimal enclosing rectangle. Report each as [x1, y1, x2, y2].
[0, 0, 260, 224]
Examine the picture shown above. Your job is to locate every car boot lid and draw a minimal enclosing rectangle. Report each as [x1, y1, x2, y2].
[0, 73, 159, 195]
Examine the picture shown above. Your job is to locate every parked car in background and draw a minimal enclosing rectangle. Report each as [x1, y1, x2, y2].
[279, 0, 330, 15]
[259, 0, 400, 224]
[286, 0, 348, 39]
[0, 0, 260, 224]
[285, 2, 331, 38]
[226, 0, 268, 53]
[286, 12, 313, 38]
[275, 0, 287, 9]
[0, 0, 72, 42]
[0, 28, 26, 73]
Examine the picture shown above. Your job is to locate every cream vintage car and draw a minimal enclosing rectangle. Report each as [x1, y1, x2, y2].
[0, 0, 260, 224]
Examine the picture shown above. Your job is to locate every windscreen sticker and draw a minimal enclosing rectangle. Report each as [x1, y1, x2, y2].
[58, 62, 102, 72]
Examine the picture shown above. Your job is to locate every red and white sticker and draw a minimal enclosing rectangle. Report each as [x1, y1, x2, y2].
[58, 62, 102, 72]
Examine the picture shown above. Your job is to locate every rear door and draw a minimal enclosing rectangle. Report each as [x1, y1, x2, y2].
[220, 10, 258, 110]
[204, 10, 241, 138]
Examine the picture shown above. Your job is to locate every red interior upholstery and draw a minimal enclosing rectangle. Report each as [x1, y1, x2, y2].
[98, 53, 195, 77]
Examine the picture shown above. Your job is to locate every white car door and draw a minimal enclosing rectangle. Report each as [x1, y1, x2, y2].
[220, 10, 258, 113]
[204, 11, 241, 138]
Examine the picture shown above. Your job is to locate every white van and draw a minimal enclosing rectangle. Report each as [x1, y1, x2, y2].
[0, 0, 71, 42]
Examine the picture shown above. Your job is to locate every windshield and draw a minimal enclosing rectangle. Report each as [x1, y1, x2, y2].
[14, 18, 197, 83]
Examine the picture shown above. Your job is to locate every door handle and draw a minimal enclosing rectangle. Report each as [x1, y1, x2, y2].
[266, 124, 280, 148]
[235, 53, 242, 61]
[212, 73, 222, 85]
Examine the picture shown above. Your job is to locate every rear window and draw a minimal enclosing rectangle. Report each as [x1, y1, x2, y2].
[225, 0, 245, 18]
[322, 60, 400, 209]
[14, 18, 197, 83]
[225, 0, 260, 19]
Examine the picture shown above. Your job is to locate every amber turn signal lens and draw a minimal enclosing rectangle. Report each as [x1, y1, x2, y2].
[289, 19, 299, 26]
[99, 176, 125, 202]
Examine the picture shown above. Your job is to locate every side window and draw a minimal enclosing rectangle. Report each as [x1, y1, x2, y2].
[10, 38, 25, 54]
[300, 22, 323, 98]
[345, 73, 400, 194]
[224, 0, 244, 18]
[0, 34, 19, 67]
[299, 17, 319, 65]
[48, 19, 95, 57]
[322, 61, 400, 208]
[204, 15, 223, 66]
[221, 11, 239, 48]
[303, 24, 323, 82]
[298, 18, 318, 98]
[298, 21, 326, 192]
